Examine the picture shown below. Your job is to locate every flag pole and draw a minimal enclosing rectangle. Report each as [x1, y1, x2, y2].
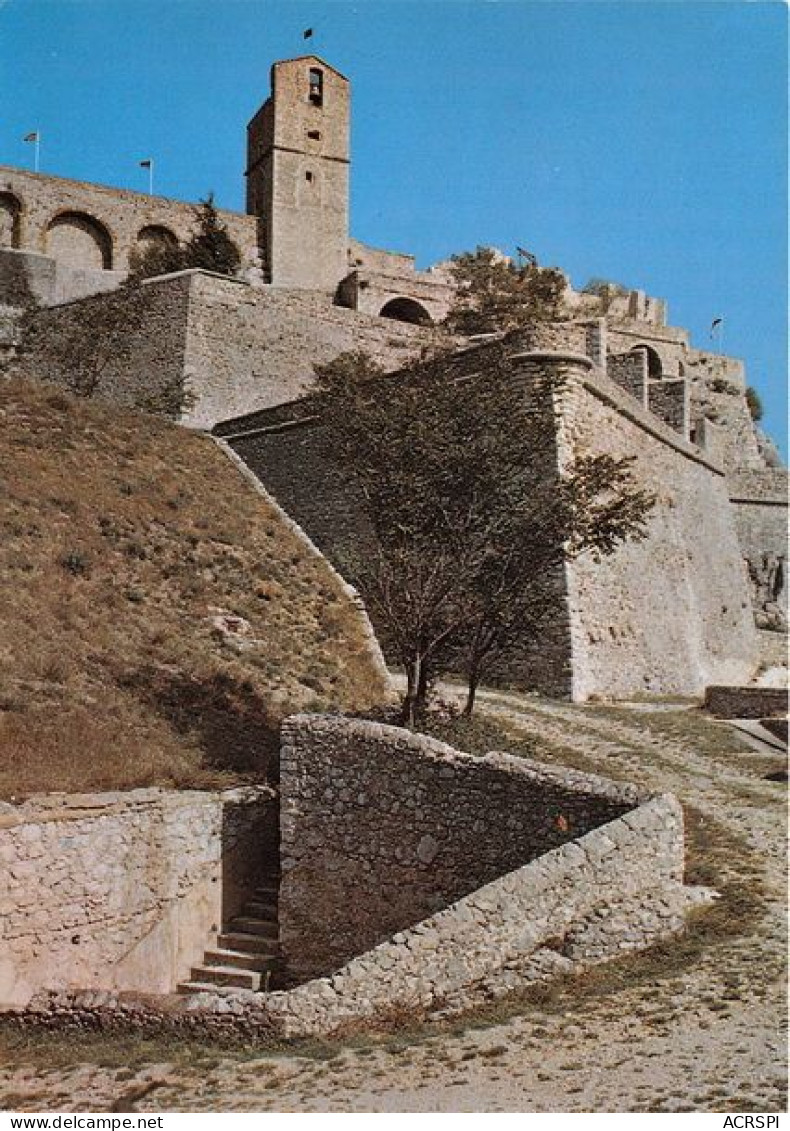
[139, 159, 154, 194]
[24, 131, 41, 171]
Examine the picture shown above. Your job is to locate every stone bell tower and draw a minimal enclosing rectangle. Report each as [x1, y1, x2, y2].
[246, 56, 350, 293]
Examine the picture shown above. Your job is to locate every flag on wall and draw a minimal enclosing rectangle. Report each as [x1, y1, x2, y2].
[23, 131, 39, 143]
[139, 159, 152, 169]
[303, 28, 313, 39]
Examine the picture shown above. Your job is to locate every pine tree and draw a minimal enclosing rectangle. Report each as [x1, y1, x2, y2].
[182, 193, 242, 276]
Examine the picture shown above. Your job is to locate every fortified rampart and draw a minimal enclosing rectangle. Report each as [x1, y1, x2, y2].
[0, 166, 262, 286]
[555, 356, 758, 698]
[1, 48, 785, 697]
[10, 269, 441, 427]
[218, 334, 758, 700]
[727, 468, 789, 629]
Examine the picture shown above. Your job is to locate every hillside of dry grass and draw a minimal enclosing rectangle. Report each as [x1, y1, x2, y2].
[0, 379, 390, 798]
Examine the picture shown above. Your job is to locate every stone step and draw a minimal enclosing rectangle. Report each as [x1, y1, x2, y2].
[243, 899, 278, 919]
[229, 916, 279, 938]
[252, 886, 279, 902]
[190, 964, 263, 991]
[218, 930, 280, 956]
[203, 947, 278, 973]
[176, 980, 244, 997]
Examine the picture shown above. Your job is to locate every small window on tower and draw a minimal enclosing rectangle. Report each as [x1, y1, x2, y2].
[307, 129, 321, 141]
[305, 170, 314, 182]
[308, 68, 324, 106]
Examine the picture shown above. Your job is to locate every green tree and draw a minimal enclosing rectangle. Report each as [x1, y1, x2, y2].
[444, 246, 566, 336]
[745, 386, 764, 422]
[314, 346, 655, 723]
[128, 194, 242, 280]
[128, 238, 185, 280]
[182, 193, 241, 276]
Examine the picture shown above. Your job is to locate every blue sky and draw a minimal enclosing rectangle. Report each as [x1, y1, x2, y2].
[1, 0, 786, 454]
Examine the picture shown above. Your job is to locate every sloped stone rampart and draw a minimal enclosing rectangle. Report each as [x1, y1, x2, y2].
[8, 272, 192, 415]
[0, 786, 277, 1008]
[278, 715, 665, 984]
[8, 269, 440, 427]
[181, 272, 440, 426]
[558, 365, 758, 699]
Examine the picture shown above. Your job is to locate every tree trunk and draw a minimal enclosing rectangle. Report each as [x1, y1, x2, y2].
[416, 662, 431, 710]
[401, 655, 422, 727]
[463, 666, 481, 717]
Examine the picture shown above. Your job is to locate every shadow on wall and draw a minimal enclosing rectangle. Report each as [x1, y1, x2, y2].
[121, 665, 281, 783]
[220, 790, 280, 924]
[0, 251, 40, 313]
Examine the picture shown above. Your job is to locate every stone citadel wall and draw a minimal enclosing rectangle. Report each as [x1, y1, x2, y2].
[557, 359, 758, 699]
[221, 338, 758, 701]
[10, 270, 440, 427]
[728, 468, 789, 629]
[0, 166, 261, 282]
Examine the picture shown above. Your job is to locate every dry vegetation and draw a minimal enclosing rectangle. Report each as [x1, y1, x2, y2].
[0, 379, 389, 798]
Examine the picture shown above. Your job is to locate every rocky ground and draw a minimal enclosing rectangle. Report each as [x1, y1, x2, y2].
[1, 688, 786, 1113]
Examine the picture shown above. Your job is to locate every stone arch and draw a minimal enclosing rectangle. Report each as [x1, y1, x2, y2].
[0, 192, 22, 249]
[630, 343, 663, 380]
[46, 211, 113, 270]
[379, 297, 433, 326]
[137, 224, 178, 249]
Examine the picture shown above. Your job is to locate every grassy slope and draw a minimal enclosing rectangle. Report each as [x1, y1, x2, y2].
[0, 379, 389, 798]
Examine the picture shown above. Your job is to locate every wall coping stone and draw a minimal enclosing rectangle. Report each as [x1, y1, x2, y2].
[281, 713, 652, 807]
[0, 784, 275, 831]
[580, 368, 723, 475]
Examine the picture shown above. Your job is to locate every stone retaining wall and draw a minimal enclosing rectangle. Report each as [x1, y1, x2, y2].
[703, 685, 788, 719]
[267, 789, 685, 1037]
[0, 786, 277, 1008]
[278, 715, 666, 984]
[5, 719, 695, 1040]
[15, 778, 690, 1041]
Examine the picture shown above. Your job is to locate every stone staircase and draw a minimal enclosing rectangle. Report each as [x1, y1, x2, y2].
[177, 875, 282, 995]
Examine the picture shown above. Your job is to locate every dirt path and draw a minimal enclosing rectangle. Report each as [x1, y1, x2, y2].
[2, 690, 786, 1113]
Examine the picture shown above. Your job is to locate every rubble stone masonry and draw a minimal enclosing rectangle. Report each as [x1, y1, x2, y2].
[279, 715, 665, 982]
